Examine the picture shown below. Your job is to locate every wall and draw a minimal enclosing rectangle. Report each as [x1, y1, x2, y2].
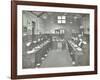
[22, 11, 82, 40]
[23, 11, 42, 35]
[23, 11, 86, 40]
[22, 11, 82, 39]
[82, 15, 89, 34]
[0, 0, 100, 80]
[36, 12, 81, 39]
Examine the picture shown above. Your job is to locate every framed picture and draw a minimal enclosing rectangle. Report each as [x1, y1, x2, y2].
[11, 1, 97, 79]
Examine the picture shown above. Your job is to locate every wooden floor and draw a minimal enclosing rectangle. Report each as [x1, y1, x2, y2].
[40, 45, 73, 68]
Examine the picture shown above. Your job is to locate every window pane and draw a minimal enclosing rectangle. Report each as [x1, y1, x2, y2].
[60, 30, 63, 34]
[58, 20, 62, 23]
[57, 16, 62, 19]
[62, 20, 66, 23]
[62, 30, 64, 33]
[62, 16, 66, 19]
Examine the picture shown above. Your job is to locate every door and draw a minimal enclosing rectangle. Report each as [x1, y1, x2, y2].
[32, 21, 35, 40]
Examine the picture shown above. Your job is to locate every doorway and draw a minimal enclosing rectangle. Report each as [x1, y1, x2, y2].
[32, 21, 35, 40]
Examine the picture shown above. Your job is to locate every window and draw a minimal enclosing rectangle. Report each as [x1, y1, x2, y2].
[57, 16, 66, 24]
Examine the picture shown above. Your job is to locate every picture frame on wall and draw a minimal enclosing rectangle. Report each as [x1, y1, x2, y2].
[11, 1, 97, 79]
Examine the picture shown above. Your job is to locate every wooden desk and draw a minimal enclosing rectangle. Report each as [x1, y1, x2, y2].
[67, 40, 83, 66]
[35, 40, 51, 67]
[23, 39, 52, 68]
